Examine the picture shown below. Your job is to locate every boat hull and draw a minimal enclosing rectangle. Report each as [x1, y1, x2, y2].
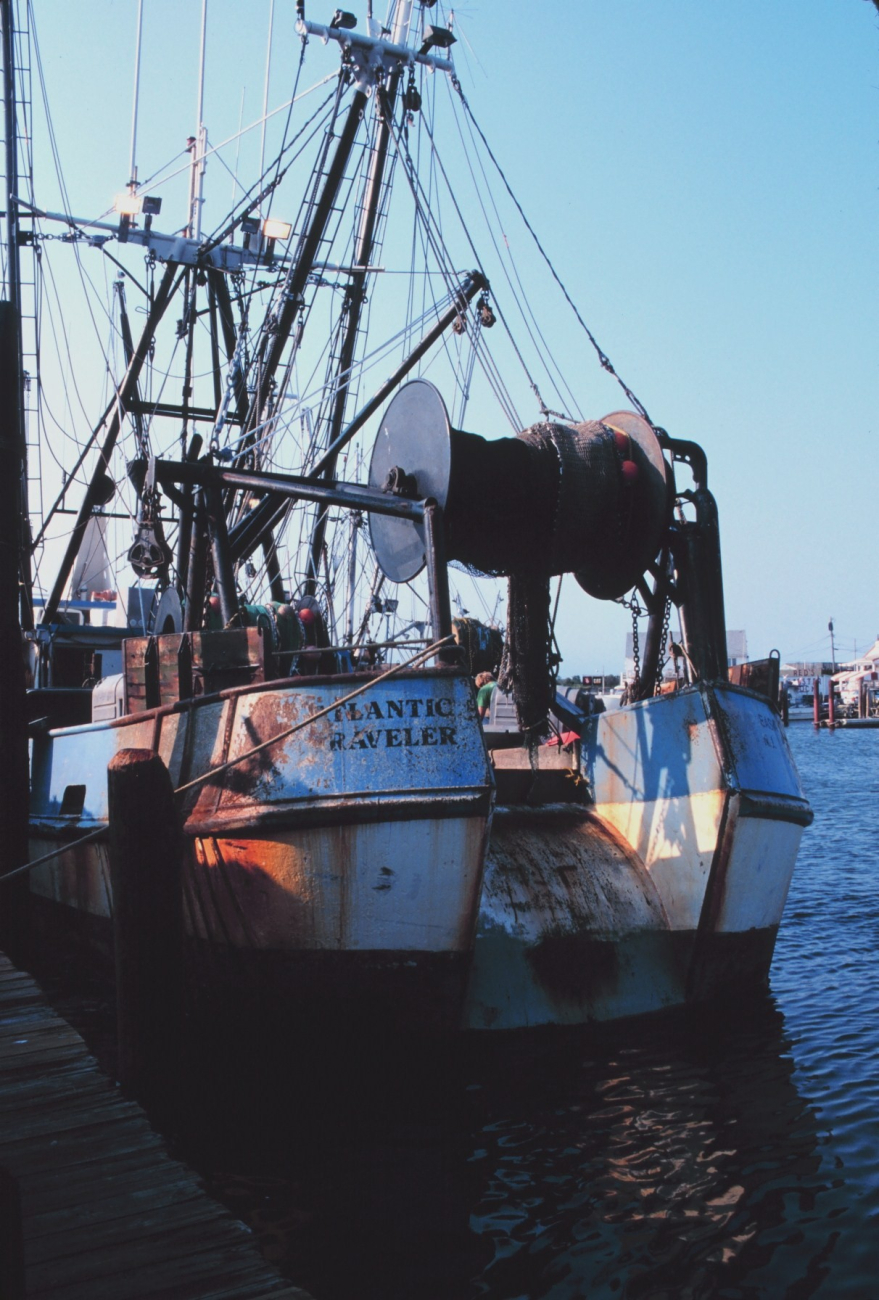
[29, 666, 493, 1028]
[462, 683, 811, 1029]
[28, 673, 810, 1032]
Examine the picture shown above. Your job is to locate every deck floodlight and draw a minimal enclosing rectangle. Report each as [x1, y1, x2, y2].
[262, 218, 292, 241]
[420, 24, 456, 53]
[329, 10, 357, 29]
[141, 195, 162, 216]
[114, 192, 143, 217]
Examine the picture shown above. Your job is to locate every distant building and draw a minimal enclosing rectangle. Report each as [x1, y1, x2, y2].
[726, 630, 748, 666]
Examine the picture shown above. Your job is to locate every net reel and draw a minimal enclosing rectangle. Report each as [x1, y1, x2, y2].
[369, 380, 672, 732]
[368, 379, 670, 597]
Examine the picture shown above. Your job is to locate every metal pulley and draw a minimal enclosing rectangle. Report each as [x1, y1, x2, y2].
[128, 486, 173, 578]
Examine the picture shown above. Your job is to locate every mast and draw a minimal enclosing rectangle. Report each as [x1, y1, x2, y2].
[206, 73, 370, 613]
[305, 66, 402, 593]
[187, 0, 208, 241]
[0, 0, 29, 941]
[1, 0, 32, 627]
[128, 0, 144, 186]
[242, 83, 369, 443]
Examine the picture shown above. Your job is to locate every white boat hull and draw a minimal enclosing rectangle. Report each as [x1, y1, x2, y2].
[29, 666, 493, 1027]
[462, 683, 811, 1029]
[29, 672, 810, 1031]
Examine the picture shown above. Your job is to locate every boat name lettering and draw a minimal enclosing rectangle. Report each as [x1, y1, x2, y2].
[331, 696, 454, 722]
[329, 724, 457, 751]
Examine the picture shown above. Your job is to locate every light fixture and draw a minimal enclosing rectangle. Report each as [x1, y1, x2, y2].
[114, 192, 160, 220]
[420, 24, 456, 54]
[261, 217, 292, 241]
[114, 192, 143, 217]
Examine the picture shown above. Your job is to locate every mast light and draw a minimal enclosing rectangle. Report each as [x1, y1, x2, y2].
[113, 193, 161, 218]
[262, 218, 292, 241]
[420, 25, 456, 54]
[114, 193, 143, 217]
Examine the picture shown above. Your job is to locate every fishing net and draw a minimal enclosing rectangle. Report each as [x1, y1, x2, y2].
[498, 571, 553, 734]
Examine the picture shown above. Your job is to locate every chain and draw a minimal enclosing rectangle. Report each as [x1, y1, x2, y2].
[631, 601, 641, 687]
[616, 594, 643, 687]
[654, 596, 673, 696]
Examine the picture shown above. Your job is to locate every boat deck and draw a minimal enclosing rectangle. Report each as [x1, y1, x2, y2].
[0, 951, 312, 1300]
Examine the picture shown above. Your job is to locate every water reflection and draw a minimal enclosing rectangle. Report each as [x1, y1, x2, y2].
[29, 937, 854, 1300]
[175, 992, 840, 1300]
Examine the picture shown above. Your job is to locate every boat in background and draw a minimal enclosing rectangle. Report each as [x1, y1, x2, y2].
[3, 0, 811, 1031]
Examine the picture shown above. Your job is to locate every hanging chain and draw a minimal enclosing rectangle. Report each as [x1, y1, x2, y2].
[631, 601, 641, 687]
[653, 595, 673, 696]
[616, 594, 642, 687]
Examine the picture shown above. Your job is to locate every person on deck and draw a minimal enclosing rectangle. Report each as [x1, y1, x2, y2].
[475, 671, 497, 721]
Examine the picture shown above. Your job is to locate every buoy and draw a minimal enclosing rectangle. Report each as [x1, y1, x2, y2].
[621, 459, 639, 483]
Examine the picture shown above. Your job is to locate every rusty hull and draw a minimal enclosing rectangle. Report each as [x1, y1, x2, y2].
[29, 670, 812, 1031]
[462, 683, 812, 1029]
[29, 666, 494, 1025]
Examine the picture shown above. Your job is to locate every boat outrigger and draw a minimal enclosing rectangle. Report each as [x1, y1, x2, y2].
[2, 0, 812, 1030]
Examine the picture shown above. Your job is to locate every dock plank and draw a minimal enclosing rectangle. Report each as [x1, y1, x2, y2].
[0, 952, 310, 1299]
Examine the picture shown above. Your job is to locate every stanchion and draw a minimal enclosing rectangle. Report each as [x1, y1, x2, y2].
[108, 749, 183, 1110]
[0, 1166, 24, 1300]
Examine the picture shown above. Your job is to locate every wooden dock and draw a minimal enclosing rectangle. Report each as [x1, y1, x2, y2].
[0, 952, 313, 1300]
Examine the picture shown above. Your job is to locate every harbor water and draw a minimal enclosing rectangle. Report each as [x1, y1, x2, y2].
[30, 725, 879, 1299]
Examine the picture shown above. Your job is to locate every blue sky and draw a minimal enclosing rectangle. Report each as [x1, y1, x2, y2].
[27, 1, 879, 672]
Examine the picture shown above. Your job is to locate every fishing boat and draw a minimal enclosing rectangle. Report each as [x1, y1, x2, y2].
[2, 0, 812, 1030]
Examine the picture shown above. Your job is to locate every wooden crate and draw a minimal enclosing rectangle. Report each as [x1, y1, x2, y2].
[123, 628, 266, 712]
[190, 628, 266, 696]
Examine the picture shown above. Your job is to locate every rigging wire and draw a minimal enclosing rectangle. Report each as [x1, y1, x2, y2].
[384, 101, 523, 431]
[441, 74, 583, 423]
[448, 73, 654, 426]
[412, 107, 550, 425]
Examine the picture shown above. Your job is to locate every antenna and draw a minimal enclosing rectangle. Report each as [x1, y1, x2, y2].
[128, 0, 145, 186]
[187, 0, 208, 239]
[259, 0, 275, 195]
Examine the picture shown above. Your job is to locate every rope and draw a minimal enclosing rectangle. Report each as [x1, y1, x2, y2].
[0, 826, 106, 887]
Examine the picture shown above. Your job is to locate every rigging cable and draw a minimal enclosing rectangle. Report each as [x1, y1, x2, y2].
[384, 102, 522, 431]
[449, 72, 654, 426]
[415, 107, 553, 425]
[442, 74, 583, 423]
